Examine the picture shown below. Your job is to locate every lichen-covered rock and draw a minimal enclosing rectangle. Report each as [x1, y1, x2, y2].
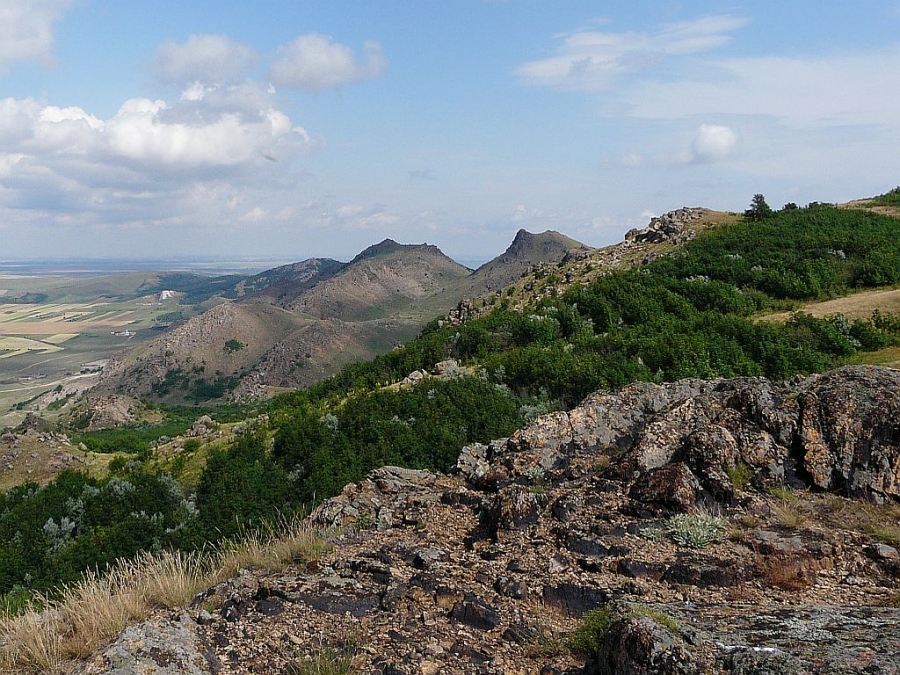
[83, 614, 217, 675]
[794, 367, 900, 500]
[629, 463, 702, 513]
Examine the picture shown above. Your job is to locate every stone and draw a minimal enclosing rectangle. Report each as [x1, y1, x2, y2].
[413, 547, 448, 570]
[590, 616, 696, 675]
[867, 543, 900, 561]
[629, 463, 702, 513]
[450, 595, 501, 630]
[83, 614, 219, 675]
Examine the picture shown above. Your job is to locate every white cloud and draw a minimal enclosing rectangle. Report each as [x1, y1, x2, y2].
[0, 93, 313, 170]
[0, 0, 72, 72]
[270, 34, 386, 91]
[691, 124, 737, 163]
[516, 14, 748, 91]
[152, 34, 258, 85]
[0, 90, 317, 242]
[239, 207, 268, 223]
[624, 49, 900, 128]
[105, 98, 312, 168]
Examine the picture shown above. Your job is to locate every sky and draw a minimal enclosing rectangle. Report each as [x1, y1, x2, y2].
[1, 0, 899, 263]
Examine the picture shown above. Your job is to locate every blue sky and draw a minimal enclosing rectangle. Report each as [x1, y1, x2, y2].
[2, 1, 899, 262]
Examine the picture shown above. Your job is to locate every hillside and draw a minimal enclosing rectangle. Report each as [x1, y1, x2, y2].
[287, 240, 471, 320]
[96, 301, 313, 403]
[445, 207, 732, 325]
[94, 232, 591, 406]
[12, 366, 900, 675]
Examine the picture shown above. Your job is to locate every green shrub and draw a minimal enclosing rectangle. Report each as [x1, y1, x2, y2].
[727, 463, 754, 491]
[567, 605, 617, 657]
[182, 438, 202, 453]
[666, 512, 727, 549]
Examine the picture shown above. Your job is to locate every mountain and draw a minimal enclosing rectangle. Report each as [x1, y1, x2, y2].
[235, 258, 346, 304]
[287, 240, 472, 320]
[94, 232, 589, 405]
[465, 228, 591, 294]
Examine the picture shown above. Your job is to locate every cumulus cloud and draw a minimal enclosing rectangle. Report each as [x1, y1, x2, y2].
[0, 0, 72, 71]
[516, 14, 748, 91]
[270, 34, 386, 90]
[691, 124, 737, 163]
[108, 100, 303, 167]
[1, 96, 313, 170]
[152, 34, 258, 85]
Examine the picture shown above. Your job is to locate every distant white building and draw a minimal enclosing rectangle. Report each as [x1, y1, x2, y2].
[159, 290, 177, 301]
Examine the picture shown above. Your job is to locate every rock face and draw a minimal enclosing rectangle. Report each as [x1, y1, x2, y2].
[84, 366, 900, 674]
[458, 366, 900, 504]
[624, 207, 711, 245]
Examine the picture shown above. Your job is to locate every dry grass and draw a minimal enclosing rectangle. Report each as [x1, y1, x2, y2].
[758, 554, 817, 591]
[772, 499, 807, 529]
[215, 514, 331, 581]
[0, 517, 329, 675]
[815, 495, 900, 545]
[758, 287, 900, 324]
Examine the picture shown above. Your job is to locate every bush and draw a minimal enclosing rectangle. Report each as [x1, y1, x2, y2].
[666, 512, 727, 549]
[567, 605, 617, 657]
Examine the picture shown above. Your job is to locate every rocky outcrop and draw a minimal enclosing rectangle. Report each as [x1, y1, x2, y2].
[458, 366, 900, 504]
[624, 208, 711, 246]
[83, 366, 900, 674]
[83, 614, 219, 675]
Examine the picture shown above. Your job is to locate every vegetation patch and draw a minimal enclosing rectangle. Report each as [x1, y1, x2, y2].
[567, 605, 617, 657]
[667, 512, 728, 549]
[224, 339, 245, 353]
[868, 186, 900, 208]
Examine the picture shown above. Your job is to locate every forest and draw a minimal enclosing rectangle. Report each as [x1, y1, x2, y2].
[2, 199, 900, 608]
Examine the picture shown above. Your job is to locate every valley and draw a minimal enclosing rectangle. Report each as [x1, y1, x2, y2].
[0, 290, 187, 428]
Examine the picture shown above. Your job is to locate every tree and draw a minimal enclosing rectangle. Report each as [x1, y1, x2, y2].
[744, 194, 773, 221]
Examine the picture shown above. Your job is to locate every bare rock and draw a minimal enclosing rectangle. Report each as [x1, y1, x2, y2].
[590, 616, 696, 675]
[795, 366, 900, 501]
[629, 463, 702, 513]
[83, 614, 218, 675]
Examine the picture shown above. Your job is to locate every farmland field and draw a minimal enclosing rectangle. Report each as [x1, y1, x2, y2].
[0, 283, 187, 428]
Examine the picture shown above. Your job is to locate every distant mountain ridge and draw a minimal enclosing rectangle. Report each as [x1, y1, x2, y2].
[93, 229, 592, 405]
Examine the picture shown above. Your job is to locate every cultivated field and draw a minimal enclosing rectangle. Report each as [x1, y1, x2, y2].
[0, 288, 185, 428]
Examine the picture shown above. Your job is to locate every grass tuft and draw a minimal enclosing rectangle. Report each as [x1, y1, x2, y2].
[567, 605, 617, 657]
[0, 517, 330, 675]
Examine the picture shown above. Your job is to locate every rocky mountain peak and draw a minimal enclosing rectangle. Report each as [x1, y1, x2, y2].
[489, 229, 589, 266]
